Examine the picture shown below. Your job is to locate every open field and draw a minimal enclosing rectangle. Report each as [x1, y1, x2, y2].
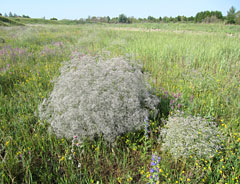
[106, 23, 240, 34]
[0, 23, 240, 183]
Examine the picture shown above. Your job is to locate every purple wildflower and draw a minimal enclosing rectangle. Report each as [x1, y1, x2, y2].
[150, 168, 155, 173]
[191, 95, 194, 103]
[148, 153, 161, 183]
[177, 90, 181, 98]
[164, 90, 169, 98]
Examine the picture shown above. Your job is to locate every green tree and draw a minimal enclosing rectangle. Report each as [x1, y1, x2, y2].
[187, 16, 194, 22]
[22, 15, 30, 18]
[195, 10, 223, 23]
[107, 16, 110, 23]
[169, 16, 174, 22]
[195, 12, 204, 22]
[147, 16, 156, 22]
[119, 14, 127, 23]
[182, 16, 187, 21]
[235, 11, 240, 24]
[128, 16, 137, 23]
[9, 12, 13, 17]
[176, 16, 181, 21]
[163, 16, 169, 23]
[214, 11, 223, 19]
[227, 6, 236, 24]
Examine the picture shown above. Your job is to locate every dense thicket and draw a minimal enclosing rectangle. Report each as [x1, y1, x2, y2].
[195, 11, 223, 23]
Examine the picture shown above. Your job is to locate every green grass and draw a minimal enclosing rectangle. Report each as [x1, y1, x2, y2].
[0, 16, 24, 26]
[10, 17, 91, 25]
[107, 22, 240, 34]
[1, 17, 89, 26]
[0, 24, 239, 183]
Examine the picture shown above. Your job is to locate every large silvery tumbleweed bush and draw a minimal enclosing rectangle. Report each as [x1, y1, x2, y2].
[38, 54, 159, 143]
[161, 112, 223, 159]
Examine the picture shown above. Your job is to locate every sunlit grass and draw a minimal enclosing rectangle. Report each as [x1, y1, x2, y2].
[0, 24, 239, 183]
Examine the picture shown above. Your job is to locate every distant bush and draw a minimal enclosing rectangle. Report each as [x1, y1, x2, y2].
[38, 55, 159, 143]
[118, 14, 131, 23]
[161, 112, 223, 159]
[50, 18, 58, 21]
[22, 15, 30, 18]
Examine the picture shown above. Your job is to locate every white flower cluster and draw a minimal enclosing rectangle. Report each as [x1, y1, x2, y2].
[38, 54, 159, 143]
[161, 112, 223, 159]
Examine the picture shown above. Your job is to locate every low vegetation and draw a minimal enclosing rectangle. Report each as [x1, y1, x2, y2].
[0, 16, 24, 26]
[0, 23, 239, 183]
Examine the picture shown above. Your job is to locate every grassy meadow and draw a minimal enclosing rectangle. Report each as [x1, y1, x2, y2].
[0, 23, 240, 183]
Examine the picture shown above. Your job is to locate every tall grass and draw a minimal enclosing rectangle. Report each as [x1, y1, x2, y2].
[107, 22, 240, 34]
[0, 24, 239, 183]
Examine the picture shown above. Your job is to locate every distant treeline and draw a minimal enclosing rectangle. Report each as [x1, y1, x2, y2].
[1, 6, 240, 24]
[0, 12, 30, 18]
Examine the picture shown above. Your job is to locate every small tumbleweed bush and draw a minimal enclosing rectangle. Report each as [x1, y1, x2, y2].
[38, 54, 159, 143]
[161, 112, 223, 159]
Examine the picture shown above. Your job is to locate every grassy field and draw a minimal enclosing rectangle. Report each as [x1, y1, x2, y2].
[107, 23, 240, 34]
[0, 16, 24, 26]
[0, 23, 240, 183]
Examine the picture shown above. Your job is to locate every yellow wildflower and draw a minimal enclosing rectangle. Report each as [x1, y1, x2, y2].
[146, 172, 151, 178]
[127, 177, 133, 182]
[5, 141, 9, 146]
[117, 177, 122, 183]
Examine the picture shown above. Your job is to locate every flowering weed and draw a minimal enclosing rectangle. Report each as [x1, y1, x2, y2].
[161, 112, 224, 159]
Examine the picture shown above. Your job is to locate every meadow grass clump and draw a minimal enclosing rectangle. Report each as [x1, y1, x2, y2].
[161, 112, 223, 159]
[38, 54, 159, 143]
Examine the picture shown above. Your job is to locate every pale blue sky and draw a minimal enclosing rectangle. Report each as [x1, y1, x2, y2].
[1, 0, 240, 20]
